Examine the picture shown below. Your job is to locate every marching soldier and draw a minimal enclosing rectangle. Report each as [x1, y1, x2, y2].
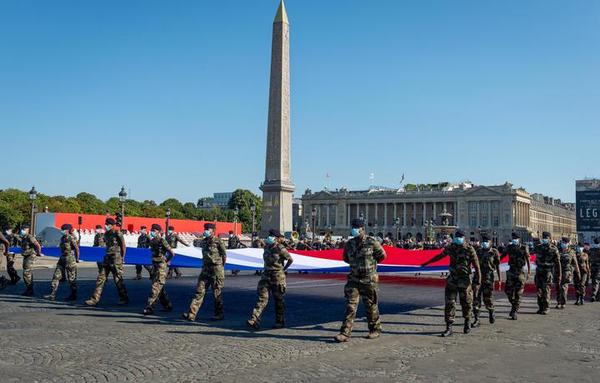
[500, 233, 530, 320]
[534, 232, 561, 314]
[19, 224, 42, 296]
[134, 226, 152, 280]
[143, 224, 175, 315]
[556, 237, 580, 309]
[589, 238, 600, 302]
[93, 224, 105, 272]
[574, 243, 590, 305]
[85, 218, 129, 306]
[228, 230, 244, 276]
[422, 229, 480, 337]
[166, 226, 189, 279]
[3, 228, 19, 285]
[43, 224, 80, 301]
[246, 229, 293, 330]
[334, 218, 387, 342]
[472, 234, 502, 327]
[0, 231, 10, 289]
[182, 223, 227, 321]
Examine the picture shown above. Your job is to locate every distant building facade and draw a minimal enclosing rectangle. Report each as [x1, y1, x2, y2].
[198, 192, 234, 210]
[301, 182, 576, 243]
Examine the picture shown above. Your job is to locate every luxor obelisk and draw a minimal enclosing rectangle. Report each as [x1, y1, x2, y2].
[260, 0, 295, 235]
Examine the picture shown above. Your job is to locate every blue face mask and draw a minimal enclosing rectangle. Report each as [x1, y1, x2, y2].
[578, 247, 584, 253]
[541, 239, 549, 245]
[105, 225, 112, 231]
[454, 237, 464, 245]
[511, 239, 520, 245]
[20, 229, 26, 236]
[481, 241, 490, 249]
[266, 236, 276, 245]
[203, 230, 211, 238]
[150, 231, 157, 238]
[351, 228, 360, 237]
[560, 243, 569, 250]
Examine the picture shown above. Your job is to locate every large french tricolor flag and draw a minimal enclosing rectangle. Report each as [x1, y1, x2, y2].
[11, 246, 518, 273]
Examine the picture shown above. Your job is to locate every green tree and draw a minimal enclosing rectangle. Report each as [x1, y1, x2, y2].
[74, 192, 106, 214]
[228, 189, 262, 233]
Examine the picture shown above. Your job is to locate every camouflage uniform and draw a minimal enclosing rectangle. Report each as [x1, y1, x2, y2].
[184, 236, 227, 320]
[248, 243, 293, 326]
[339, 236, 386, 337]
[574, 249, 590, 301]
[534, 243, 560, 313]
[47, 234, 78, 299]
[589, 246, 600, 301]
[166, 233, 183, 278]
[557, 247, 578, 306]
[442, 243, 479, 324]
[145, 235, 173, 311]
[87, 230, 128, 304]
[503, 243, 530, 314]
[135, 232, 152, 278]
[473, 247, 500, 318]
[20, 233, 40, 292]
[1, 232, 19, 285]
[93, 231, 106, 272]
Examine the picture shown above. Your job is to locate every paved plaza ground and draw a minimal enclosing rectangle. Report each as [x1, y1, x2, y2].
[0, 259, 598, 382]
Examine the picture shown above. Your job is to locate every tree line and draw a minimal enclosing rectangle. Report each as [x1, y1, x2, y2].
[0, 188, 262, 234]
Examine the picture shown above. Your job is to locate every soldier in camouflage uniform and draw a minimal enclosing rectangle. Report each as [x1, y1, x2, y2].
[228, 230, 244, 276]
[500, 233, 530, 320]
[556, 237, 580, 309]
[0, 231, 10, 289]
[134, 226, 152, 280]
[182, 223, 227, 321]
[534, 231, 561, 314]
[471, 234, 502, 327]
[166, 226, 189, 279]
[93, 224, 105, 272]
[19, 224, 42, 296]
[3, 229, 20, 285]
[246, 229, 294, 329]
[85, 218, 129, 306]
[422, 229, 481, 337]
[574, 243, 590, 305]
[43, 224, 80, 301]
[334, 218, 387, 343]
[143, 224, 175, 315]
[589, 238, 600, 302]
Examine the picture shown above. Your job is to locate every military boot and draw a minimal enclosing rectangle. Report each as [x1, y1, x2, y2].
[211, 313, 224, 321]
[489, 310, 496, 324]
[66, 290, 77, 301]
[43, 291, 56, 301]
[463, 321, 471, 334]
[181, 312, 194, 322]
[471, 314, 480, 328]
[591, 296, 596, 302]
[366, 331, 381, 340]
[118, 297, 129, 306]
[441, 323, 453, 337]
[9, 275, 21, 285]
[334, 333, 350, 343]
[22, 286, 33, 296]
[574, 295, 581, 305]
[246, 318, 260, 330]
[580, 296, 585, 305]
[272, 322, 285, 329]
[143, 307, 154, 315]
[509, 309, 517, 320]
[0, 276, 8, 290]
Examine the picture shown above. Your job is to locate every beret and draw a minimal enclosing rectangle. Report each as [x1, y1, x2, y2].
[22, 223, 30, 229]
[204, 223, 215, 230]
[511, 232, 520, 239]
[481, 234, 491, 242]
[455, 229, 465, 238]
[269, 229, 283, 237]
[542, 231, 551, 239]
[561, 237, 570, 243]
[95, 224, 103, 229]
[151, 223, 162, 231]
[140, 225, 147, 230]
[168, 226, 175, 231]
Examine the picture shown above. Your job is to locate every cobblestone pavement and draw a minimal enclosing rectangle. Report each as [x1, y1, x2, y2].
[0, 266, 598, 382]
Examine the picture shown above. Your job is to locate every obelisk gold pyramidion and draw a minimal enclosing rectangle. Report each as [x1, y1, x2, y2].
[260, 0, 295, 236]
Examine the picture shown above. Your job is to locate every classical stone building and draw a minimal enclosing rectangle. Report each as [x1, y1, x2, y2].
[301, 182, 576, 243]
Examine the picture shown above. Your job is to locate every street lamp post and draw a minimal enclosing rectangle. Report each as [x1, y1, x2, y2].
[311, 207, 317, 242]
[29, 186, 37, 235]
[394, 217, 400, 241]
[233, 206, 239, 235]
[250, 203, 256, 238]
[165, 208, 171, 235]
[118, 186, 127, 229]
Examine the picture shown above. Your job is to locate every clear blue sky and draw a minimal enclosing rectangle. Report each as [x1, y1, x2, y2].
[1, 0, 598, 203]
